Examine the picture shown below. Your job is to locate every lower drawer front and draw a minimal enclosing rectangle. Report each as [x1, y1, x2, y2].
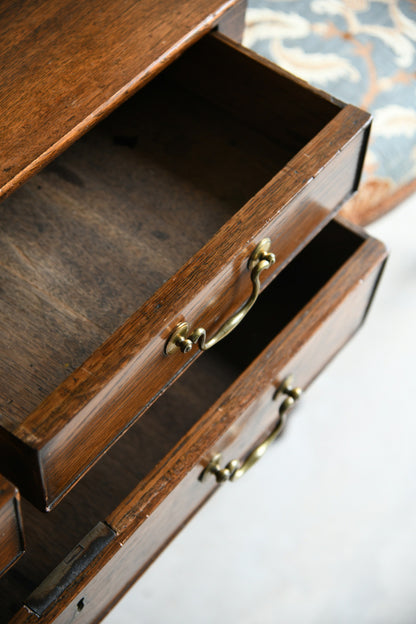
[0, 476, 24, 578]
[4, 219, 386, 623]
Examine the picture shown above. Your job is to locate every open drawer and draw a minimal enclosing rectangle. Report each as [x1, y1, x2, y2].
[0, 218, 386, 623]
[0, 32, 371, 510]
[0, 476, 24, 579]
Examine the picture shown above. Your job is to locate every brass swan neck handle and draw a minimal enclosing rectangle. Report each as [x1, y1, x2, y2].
[165, 238, 275, 355]
[200, 375, 302, 483]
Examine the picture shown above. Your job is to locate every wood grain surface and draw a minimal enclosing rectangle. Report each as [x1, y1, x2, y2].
[0, 219, 386, 622]
[0, 476, 24, 579]
[0, 0, 247, 200]
[0, 33, 371, 509]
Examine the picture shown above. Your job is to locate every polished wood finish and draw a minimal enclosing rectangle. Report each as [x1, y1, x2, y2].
[0, 0, 247, 201]
[0, 32, 371, 511]
[0, 476, 24, 578]
[0, 219, 386, 623]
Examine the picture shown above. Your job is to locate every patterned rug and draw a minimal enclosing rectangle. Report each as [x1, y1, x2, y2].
[243, 0, 416, 223]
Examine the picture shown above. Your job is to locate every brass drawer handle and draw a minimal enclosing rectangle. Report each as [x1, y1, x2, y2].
[200, 375, 302, 483]
[165, 238, 275, 355]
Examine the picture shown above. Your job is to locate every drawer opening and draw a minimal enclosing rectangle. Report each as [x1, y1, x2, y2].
[0, 220, 366, 620]
[0, 33, 341, 448]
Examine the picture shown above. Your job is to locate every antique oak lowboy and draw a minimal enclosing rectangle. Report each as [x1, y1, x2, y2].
[0, 0, 387, 621]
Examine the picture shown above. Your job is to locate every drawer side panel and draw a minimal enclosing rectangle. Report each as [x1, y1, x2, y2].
[0, 477, 24, 578]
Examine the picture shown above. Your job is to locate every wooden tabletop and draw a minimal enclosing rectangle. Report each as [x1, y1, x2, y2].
[0, 0, 239, 200]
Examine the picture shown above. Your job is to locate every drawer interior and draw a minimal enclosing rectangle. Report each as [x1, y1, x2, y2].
[0, 220, 366, 621]
[0, 33, 340, 434]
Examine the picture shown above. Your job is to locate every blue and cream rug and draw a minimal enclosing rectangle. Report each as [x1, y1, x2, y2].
[244, 0, 416, 223]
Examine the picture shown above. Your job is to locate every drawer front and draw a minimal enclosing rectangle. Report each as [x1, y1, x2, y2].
[0, 31, 371, 512]
[0, 476, 24, 578]
[13, 221, 387, 623]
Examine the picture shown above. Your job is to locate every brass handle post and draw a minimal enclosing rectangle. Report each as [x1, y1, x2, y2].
[165, 238, 275, 355]
[200, 375, 302, 483]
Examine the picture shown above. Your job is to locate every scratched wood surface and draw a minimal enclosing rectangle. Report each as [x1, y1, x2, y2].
[0, 220, 387, 622]
[0, 32, 371, 510]
[0, 0, 247, 200]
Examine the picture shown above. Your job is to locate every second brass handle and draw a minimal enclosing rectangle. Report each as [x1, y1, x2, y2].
[200, 375, 302, 483]
[165, 238, 275, 355]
